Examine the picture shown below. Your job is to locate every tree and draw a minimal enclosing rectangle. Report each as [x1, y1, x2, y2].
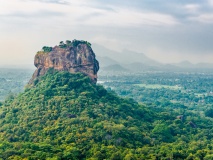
[42, 46, 52, 52]
[66, 40, 72, 46]
[205, 109, 213, 118]
[59, 41, 66, 48]
[152, 123, 172, 142]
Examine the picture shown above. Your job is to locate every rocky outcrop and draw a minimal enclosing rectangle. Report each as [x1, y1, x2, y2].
[28, 40, 99, 85]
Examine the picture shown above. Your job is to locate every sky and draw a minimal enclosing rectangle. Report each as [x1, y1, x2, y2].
[0, 0, 213, 66]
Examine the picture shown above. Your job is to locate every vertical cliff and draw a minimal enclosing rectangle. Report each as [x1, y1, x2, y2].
[28, 40, 99, 85]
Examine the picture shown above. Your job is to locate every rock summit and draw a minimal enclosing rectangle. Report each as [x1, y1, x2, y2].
[29, 40, 99, 85]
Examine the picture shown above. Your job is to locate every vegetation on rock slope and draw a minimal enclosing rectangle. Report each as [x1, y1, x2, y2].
[41, 39, 91, 53]
[0, 71, 212, 159]
[0, 71, 153, 159]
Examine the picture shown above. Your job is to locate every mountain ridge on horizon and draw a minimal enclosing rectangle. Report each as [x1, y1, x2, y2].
[93, 44, 213, 71]
[0, 44, 213, 71]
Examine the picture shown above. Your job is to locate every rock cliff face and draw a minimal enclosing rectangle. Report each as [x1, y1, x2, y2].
[28, 40, 99, 85]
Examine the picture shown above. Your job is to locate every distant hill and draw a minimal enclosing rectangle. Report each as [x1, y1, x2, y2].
[172, 61, 195, 68]
[93, 44, 160, 66]
[93, 44, 213, 72]
[196, 63, 213, 68]
[96, 56, 119, 67]
[125, 62, 157, 72]
[173, 61, 213, 69]
[101, 64, 129, 72]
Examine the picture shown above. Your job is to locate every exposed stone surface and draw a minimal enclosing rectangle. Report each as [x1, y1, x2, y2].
[28, 40, 99, 85]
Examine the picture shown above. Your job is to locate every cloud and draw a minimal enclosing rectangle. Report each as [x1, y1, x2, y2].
[77, 7, 179, 27]
[0, 0, 179, 29]
[25, 0, 69, 5]
[2, 10, 64, 18]
[189, 14, 213, 23]
[184, 4, 200, 14]
[208, 0, 213, 7]
[1, 0, 213, 64]
[0, 0, 65, 15]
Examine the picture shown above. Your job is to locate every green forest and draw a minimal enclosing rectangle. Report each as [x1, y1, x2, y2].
[1, 0, 213, 159]
[0, 71, 212, 159]
[0, 69, 32, 102]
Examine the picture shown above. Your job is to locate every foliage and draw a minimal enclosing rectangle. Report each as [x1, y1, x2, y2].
[65, 40, 72, 46]
[59, 39, 91, 48]
[72, 39, 91, 47]
[205, 108, 213, 118]
[0, 68, 32, 101]
[98, 72, 213, 159]
[41, 40, 92, 50]
[0, 71, 154, 159]
[42, 46, 52, 53]
[0, 71, 212, 159]
[59, 41, 66, 48]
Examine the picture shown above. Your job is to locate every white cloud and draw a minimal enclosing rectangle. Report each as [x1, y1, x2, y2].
[32, 0, 69, 4]
[189, 13, 213, 23]
[184, 4, 200, 14]
[208, 0, 213, 7]
[0, 0, 179, 28]
[1, 0, 69, 14]
[0, 0, 213, 64]
[80, 8, 179, 27]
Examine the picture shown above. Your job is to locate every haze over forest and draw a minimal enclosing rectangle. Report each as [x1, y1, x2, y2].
[1, 0, 213, 67]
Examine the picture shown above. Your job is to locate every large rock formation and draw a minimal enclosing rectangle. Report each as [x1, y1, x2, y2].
[28, 40, 99, 85]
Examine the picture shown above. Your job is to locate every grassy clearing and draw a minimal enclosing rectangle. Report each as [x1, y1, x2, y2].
[134, 83, 181, 90]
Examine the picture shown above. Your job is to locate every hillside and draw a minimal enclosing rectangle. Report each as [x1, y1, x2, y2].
[0, 71, 212, 159]
[0, 41, 212, 159]
[0, 71, 154, 159]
